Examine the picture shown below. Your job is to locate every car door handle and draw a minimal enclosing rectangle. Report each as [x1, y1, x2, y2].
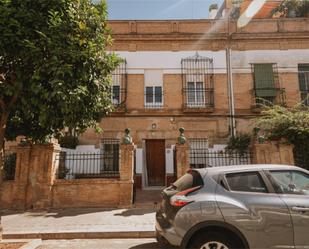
[292, 206, 309, 212]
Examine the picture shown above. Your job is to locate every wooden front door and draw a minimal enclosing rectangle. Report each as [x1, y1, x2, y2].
[146, 139, 166, 186]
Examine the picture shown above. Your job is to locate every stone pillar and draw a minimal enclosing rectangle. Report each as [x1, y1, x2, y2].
[251, 141, 294, 165]
[12, 145, 32, 210]
[25, 143, 60, 209]
[119, 143, 135, 207]
[176, 143, 190, 179]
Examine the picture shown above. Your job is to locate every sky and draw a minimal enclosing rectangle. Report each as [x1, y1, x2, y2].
[105, 0, 224, 20]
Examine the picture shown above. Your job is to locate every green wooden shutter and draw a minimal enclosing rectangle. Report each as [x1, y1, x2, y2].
[254, 64, 276, 97]
[298, 64, 309, 91]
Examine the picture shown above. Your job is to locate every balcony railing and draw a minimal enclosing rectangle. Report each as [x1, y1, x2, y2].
[251, 88, 286, 109]
[183, 88, 214, 109]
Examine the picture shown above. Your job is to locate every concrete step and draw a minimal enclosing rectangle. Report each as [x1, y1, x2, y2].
[3, 231, 155, 240]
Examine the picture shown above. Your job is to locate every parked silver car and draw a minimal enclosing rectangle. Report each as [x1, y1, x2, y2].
[156, 164, 309, 249]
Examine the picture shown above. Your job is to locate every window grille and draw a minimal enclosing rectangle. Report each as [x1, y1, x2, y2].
[181, 53, 214, 109]
[111, 59, 127, 109]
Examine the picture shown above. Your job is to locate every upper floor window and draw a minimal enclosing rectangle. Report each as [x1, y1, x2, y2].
[298, 64, 309, 106]
[251, 63, 285, 107]
[181, 53, 214, 109]
[144, 70, 163, 108]
[111, 59, 127, 109]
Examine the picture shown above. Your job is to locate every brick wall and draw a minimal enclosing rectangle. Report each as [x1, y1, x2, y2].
[0, 143, 135, 210]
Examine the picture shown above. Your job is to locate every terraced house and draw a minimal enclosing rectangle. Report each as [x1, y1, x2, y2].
[74, 9, 309, 189]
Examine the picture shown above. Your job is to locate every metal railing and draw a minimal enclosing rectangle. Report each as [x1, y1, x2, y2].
[251, 88, 286, 108]
[55, 152, 120, 179]
[2, 152, 17, 181]
[190, 150, 252, 168]
[111, 87, 126, 109]
[183, 88, 214, 108]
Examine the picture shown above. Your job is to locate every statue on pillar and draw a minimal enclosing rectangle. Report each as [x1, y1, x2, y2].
[178, 127, 187, 145]
[123, 128, 133, 145]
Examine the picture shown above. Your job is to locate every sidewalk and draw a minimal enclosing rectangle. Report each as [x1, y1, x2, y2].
[1, 207, 156, 240]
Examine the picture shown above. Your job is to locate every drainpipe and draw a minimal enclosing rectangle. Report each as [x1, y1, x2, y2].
[226, 47, 236, 138]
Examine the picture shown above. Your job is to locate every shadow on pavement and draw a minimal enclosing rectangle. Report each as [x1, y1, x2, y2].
[1, 207, 118, 218]
[129, 242, 159, 249]
[129, 242, 179, 249]
[114, 208, 155, 216]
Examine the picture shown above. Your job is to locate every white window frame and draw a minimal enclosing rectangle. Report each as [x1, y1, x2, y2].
[144, 86, 163, 108]
[187, 81, 205, 107]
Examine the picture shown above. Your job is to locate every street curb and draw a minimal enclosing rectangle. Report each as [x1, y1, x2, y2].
[3, 231, 156, 240]
[20, 239, 42, 249]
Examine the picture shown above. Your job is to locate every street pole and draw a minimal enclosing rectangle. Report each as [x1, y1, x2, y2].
[226, 45, 236, 138]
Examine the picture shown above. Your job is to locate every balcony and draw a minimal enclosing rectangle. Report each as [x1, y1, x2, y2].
[251, 88, 286, 110]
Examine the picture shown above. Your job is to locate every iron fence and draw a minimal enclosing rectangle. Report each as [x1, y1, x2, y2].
[190, 150, 252, 168]
[2, 152, 17, 180]
[55, 151, 120, 179]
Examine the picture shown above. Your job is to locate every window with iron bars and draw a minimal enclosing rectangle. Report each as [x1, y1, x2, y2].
[111, 60, 127, 109]
[251, 63, 286, 108]
[181, 53, 214, 109]
[298, 64, 309, 106]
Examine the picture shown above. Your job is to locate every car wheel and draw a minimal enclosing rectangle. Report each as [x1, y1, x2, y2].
[188, 232, 239, 249]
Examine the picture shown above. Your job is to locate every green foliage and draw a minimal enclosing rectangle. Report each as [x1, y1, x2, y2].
[272, 0, 309, 17]
[254, 104, 309, 144]
[0, 0, 119, 144]
[254, 104, 309, 169]
[226, 134, 251, 155]
[58, 135, 78, 149]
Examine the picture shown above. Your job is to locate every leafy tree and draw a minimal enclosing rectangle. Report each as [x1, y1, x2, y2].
[0, 0, 119, 162]
[272, 0, 309, 18]
[254, 104, 309, 168]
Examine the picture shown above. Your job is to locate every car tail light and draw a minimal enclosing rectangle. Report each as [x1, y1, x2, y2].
[170, 186, 201, 207]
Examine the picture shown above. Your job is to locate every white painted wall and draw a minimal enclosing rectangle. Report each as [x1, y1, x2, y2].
[116, 51, 226, 74]
[166, 145, 175, 174]
[135, 148, 143, 174]
[115, 49, 309, 74]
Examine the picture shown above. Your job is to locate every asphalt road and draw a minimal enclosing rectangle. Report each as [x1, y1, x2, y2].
[38, 238, 178, 249]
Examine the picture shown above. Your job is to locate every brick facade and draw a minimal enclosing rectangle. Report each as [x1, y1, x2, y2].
[77, 18, 309, 189]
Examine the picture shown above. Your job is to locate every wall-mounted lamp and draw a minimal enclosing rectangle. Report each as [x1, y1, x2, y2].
[151, 123, 157, 130]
